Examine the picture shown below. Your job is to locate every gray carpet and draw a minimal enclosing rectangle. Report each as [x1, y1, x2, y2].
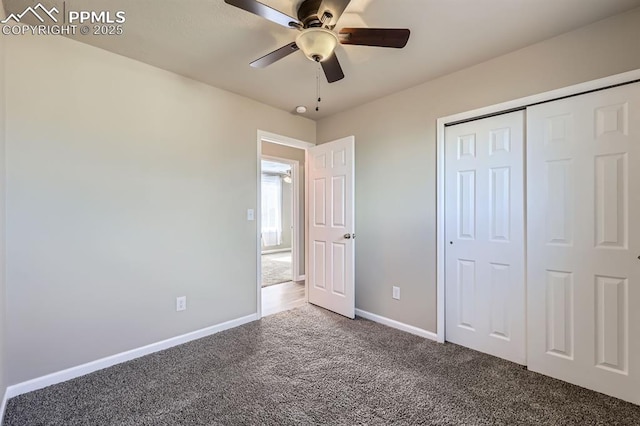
[5, 305, 640, 425]
[261, 252, 292, 287]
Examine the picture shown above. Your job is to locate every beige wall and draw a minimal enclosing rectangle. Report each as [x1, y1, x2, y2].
[4, 35, 315, 385]
[281, 179, 293, 249]
[317, 8, 640, 333]
[262, 143, 305, 164]
[261, 142, 306, 275]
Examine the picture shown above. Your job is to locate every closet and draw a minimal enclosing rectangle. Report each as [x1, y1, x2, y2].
[444, 82, 640, 404]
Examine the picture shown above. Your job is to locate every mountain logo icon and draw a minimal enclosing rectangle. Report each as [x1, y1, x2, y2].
[1, 3, 59, 24]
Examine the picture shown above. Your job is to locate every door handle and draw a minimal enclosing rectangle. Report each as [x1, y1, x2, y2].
[344, 234, 351, 239]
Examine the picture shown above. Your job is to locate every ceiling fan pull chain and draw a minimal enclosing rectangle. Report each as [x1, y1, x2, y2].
[316, 65, 322, 112]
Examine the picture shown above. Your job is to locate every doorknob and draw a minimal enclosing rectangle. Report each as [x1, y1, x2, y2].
[344, 234, 352, 239]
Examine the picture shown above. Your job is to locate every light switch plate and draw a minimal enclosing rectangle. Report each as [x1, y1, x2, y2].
[247, 209, 255, 221]
[176, 296, 187, 311]
[392, 286, 400, 300]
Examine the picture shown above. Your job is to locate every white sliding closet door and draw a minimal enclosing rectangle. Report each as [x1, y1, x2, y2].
[527, 83, 640, 404]
[445, 111, 526, 365]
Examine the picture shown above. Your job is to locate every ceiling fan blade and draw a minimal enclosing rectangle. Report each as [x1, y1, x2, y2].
[317, 0, 352, 28]
[250, 42, 300, 68]
[321, 53, 345, 83]
[224, 0, 301, 29]
[339, 28, 410, 48]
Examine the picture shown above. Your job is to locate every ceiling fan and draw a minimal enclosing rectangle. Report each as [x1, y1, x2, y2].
[224, 0, 410, 83]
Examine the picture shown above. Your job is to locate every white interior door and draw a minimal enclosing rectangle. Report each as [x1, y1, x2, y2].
[527, 83, 640, 404]
[445, 111, 526, 365]
[308, 136, 355, 319]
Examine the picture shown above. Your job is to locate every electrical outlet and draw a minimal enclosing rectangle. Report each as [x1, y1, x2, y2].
[176, 296, 187, 312]
[392, 286, 400, 300]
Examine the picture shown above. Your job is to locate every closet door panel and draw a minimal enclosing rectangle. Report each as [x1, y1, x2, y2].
[445, 111, 526, 365]
[527, 82, 640, 404]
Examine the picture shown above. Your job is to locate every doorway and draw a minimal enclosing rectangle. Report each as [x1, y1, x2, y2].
[260, 155, 305, 316]
[258, 133, 312, 317]
[257, 131, 357, 320]
[261, 158, 295, 287]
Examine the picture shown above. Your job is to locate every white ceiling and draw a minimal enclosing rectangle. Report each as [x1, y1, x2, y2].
[5, 0, 640, 119]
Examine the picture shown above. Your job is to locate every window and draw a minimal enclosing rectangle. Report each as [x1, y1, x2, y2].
[261, 174, 282, 247]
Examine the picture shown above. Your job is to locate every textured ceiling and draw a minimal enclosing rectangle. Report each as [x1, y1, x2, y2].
[4, 0, 640, 119]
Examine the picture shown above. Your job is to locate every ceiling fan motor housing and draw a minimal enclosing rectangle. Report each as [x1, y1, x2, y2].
[297, 0, 324, 28]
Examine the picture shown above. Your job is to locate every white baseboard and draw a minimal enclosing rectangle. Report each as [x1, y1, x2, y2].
[5, 313, 259, 399]
[261, 248, 291, 255]
[0, 386, 8, 426]
[355, 309, 439, 341]
[294, 274, 305, 282]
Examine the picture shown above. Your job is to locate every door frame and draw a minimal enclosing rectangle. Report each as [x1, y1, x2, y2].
[260, 154, 302, 280]
[435, 69, 640, 343]
[257, 130, 315, 318]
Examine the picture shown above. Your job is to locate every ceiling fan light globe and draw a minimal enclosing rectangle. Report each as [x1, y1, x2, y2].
[295, 28, 338, 62]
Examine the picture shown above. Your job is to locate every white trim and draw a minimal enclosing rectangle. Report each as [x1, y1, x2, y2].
[435, 69, 640, 344]
[436, 116, 446, 343]
[261, 248, 292, 255]
[258, 130, 315, 150]
[304, 148, 309, 303]
[257, 131, 314, 318]
[355, 309, 438, 341]
[0, 387, 8, 426]
[256, 137, 263, 319]
[5, 313, 258, 399]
